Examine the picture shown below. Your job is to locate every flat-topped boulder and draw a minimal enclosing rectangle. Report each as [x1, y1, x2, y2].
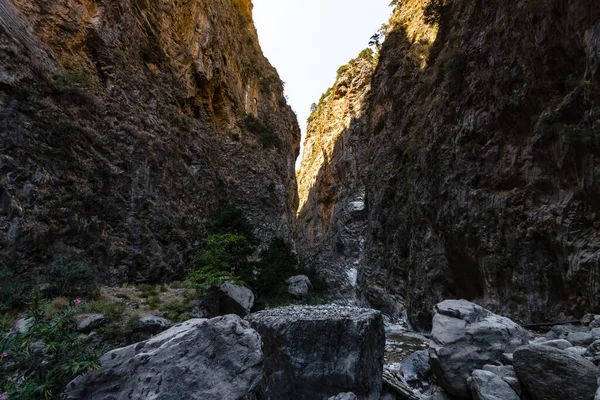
[246, 304, 385, 400]
[63, 315, 263, 400]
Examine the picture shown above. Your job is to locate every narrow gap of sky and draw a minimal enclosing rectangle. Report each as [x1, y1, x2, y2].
[252, 0, 393, 168]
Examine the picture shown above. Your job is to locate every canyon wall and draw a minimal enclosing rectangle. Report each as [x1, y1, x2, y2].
[0, 0, 300, 282]
[298, 0, 600, 328]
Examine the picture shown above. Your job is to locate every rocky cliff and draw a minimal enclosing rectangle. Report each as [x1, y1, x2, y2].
[297, 0, 600, 328]
[0, 0, 300, 282]
[296, 49, 375, 306]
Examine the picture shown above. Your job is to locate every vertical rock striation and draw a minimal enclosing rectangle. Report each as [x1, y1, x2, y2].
[297, 0, 600, 327]
[0, 0, 299, 282]
[296, 50, 376, 306]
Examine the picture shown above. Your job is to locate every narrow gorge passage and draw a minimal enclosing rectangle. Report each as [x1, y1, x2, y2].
[295, 0, 600, 330]
[1, 0, 600, 398]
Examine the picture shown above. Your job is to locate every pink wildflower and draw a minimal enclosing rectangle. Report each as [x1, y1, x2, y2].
[1, 351, 7, 357]
[74, 299, 83, 305]
[0, 391, 7, 399]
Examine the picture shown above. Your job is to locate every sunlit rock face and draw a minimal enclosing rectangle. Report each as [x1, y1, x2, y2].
[296, 51, 376, 305]
[0, 0, 299, 282]
[297, 0, 600, 328]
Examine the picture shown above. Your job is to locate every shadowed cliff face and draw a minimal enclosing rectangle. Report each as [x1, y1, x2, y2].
[297, 0, 600, 328]
[0, 0, 299, 282]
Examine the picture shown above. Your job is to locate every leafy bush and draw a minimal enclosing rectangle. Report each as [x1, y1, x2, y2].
[423, 0, 444, 25]
[208, 203, 256, 241]
[0, 299, 105, 399]
[85, 300, 126, 321]
[244, 114, 282, 149]
[0, 266, 36, 312]
[159, 299, 192, 323]
[252, 238, 299, 298]
[43, 258, 99, 298]
[44, 297, 70, 319]
[187, 233, 253, 292]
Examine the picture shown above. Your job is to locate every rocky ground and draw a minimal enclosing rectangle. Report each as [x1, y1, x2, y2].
[11, 297, 600, 399]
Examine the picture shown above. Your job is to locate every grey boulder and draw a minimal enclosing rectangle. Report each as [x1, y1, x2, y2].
[11, 317, 33, 334]
[482, 365, 524, 397]
[585, 340, 600, 357]
[566, 331, 595, 347]
[214, 282, 254, 316]
[537, 339, 572, 350]
[400, 350, 431, 384]
[429, 300, 528, 398]
[246, 304, 384, 400]
[565, 346, 588, 356]
[63, 315, 263, 400]
[328, 393, 358, 400]
[286, 275, 312, 299]
[513, 344, 599, 400]
[76, 314, 106, 333]
[468, 369, 520, 400]
[133, 315, 172, 334]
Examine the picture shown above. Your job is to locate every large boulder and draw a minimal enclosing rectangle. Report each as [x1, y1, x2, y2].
[286, 275, 312, 299]
[467, 370, 520, 400]
[133, 315, 172, 334]
[481, 365, 524, 397]
[63, 315, 263, 400]
[513, 344, 599, 400]
[429, 300, 528, 398]
[246, 304, 384, 400]
[76, 314, 106, 333]
[212, 282, 254, 317]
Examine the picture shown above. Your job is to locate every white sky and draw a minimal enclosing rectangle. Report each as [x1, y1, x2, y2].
[252, 0, 393, 167]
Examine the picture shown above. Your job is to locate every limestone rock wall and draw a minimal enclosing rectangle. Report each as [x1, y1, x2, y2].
[297, 0, 600, 328]
[0, 0, 299, 282]
[296, 50, 375, 305]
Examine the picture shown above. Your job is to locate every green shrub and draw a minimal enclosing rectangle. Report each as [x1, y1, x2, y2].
[44, 297, 70, 319]
[0, 266, 36, 311]
[43, 258, 98, 298]
[85, 300, 126, 321]
[159, 299, 192, 323]
[136, 284, 158, 299]
[187, 233, 253, 292]
[147, 296, 161, 309]
[0, 299, 105, 399]
[423, 0, 444, 25]
[244, 114, 282, 149]
[252, 238, 299, 298]
[207, 203, 257, 242]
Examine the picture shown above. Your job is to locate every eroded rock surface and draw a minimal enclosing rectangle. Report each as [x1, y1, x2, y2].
[429, 300, 528, 397]
[63, 315, 263, 400]
[246, 304, 385, 400]
[513, 345, 599, 400]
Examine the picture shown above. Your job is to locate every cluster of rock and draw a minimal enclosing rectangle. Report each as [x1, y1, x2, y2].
[384, 300, 600, 400]
[60, 298, 600, 399]
[62, 304, 383, 400]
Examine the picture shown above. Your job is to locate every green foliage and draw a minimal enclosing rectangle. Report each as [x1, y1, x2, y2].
[244, 114, 282, 149]
[252, 238, 299, 299]
[159, 299, 192, 323]
[85, 300, 126, 321]
[423, 0, 444, 25]
[136, 284, 158, 299]
[187, 233, 253, 292]
[0, 299, 105, 399]
[52, 71, 93, 89]
[0, 266, 36, 312]
[560, 124, 589, 143]
[207, 203, 256, 242]
[43, 258, 99, 298]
